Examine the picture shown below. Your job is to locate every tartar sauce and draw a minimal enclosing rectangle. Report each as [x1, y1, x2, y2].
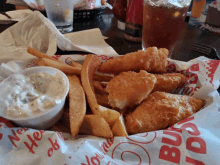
[0, 72, 66, 118]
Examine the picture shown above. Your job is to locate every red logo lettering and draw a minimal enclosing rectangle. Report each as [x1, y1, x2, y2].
[166, 126, 182, 133]
[17, 128, 29, 135]
[0, 117, 14, 128]
[33, 130, 44, 141]
[186, 156, 205, 165]
[81, 153, 104, 165]
[81, 155, 91, 165]
[24, 131, 44, 154]
[91, 156, 100, 165]
[159, 145, 180, 164]
[52, 55, 62, 60]
[189, 73, 198, 84]
[47, 138, 60, 157]
[190, 63, 199, 72]
[48, 147, 53, 157]
[100, 138, 114, 154]
[177, 116, 194, 125]
[180, 123, 200, 136]
[166, 63, 177, 73]
[186, 137, 206, 154]
[8, 129, 20, 147]
[162, 131, 182, 146]
[107, 161, 119, 165]
[24, 135, 38, 154]
[0, 124, 3, 141]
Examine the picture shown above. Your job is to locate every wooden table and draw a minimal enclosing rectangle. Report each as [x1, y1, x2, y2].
[1, 8, 220, 61]
[69, 8, 220, 62]
[0, 8, 220, 93]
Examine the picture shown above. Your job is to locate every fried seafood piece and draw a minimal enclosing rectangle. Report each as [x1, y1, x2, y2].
[152, 73, 186, 93]
[125, 91, 204, 134]
[98, 47, 168, 74]
[106, 70, 156, 110]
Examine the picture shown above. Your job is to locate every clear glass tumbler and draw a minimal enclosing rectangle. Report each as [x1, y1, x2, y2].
[142, 0, 192, 57]
[44, 0, 74, 33]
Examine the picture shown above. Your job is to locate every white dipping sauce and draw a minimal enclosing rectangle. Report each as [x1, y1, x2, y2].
[0, 72, 66, 118]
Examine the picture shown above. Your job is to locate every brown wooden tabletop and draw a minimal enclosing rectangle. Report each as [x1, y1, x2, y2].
[1, 8, 220, 61]
[66, 8, 220, 62]
[1, 8, 219, 93]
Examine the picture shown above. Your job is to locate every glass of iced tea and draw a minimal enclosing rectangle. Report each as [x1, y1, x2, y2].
[142, 0, 191, 57]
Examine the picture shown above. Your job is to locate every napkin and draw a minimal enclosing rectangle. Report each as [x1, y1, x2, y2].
[0, 11, 117, 63]
[0, 55, 220, 165]
[0, 9, 33, 21]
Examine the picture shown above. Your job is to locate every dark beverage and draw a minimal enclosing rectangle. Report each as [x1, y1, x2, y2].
[142, 2, 189, 57]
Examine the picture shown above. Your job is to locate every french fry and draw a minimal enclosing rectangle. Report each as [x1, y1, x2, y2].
[100, 82, 108, 88]
[27, 47, 58, 61]
[112, 115, 128, 137]
[28, 47, 113, 82]
[97, 105, 121, 128]
[93, 73, 112, 82]
[72, 61, 82, 68]
[93, 81, 107, 94]
[79, 115, 113, 138]
[68, 75, 86, 138]
[81, 54, 120, 128]
[95, 93, 111, 108]
[37, 58, 112, 82]
[37, 58, 45, 66]
[39, 58, 81, 75]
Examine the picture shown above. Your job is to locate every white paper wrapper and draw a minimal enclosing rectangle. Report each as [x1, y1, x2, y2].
[0, 9, 33, 21]
[0, 54, 220, 164]
[0, 11, 117, 64]
[0, 8, 220, 165]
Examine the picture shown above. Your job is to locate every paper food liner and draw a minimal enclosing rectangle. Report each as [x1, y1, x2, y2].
[0, 11, 117, 64]
[0, 54, 220, 164]
[0, 7, 220, 165]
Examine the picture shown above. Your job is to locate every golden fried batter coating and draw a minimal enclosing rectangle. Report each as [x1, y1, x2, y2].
[106, 70, 156, 110]
[98, 47, 168, 74]
[152, 73, 186, 93]
[125, 92, 204, 134]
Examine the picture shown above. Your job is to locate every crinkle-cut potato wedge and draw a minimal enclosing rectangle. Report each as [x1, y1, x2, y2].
[72, 61, 82, 68]
[38, 58, 81, 75]
[81, 54, 120, 127]
[112, 115, 128, 137]
[68, 75, 86, 138]
[79, 115, 113, 138]
[27, 47, 61, 62]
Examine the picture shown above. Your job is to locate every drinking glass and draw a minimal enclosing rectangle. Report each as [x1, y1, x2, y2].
[44, 0, 74, 33]
[142, 0, 192, 57]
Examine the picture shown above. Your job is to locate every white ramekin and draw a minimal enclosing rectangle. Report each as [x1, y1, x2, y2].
[0, 66, 70, 130]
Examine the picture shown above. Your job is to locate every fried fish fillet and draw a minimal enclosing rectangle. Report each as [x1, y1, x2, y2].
[125, 91, 204, 134]
[152, 73, 186, 93]
[106, 70, 156, 110]
[98, 47, 168, 74]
